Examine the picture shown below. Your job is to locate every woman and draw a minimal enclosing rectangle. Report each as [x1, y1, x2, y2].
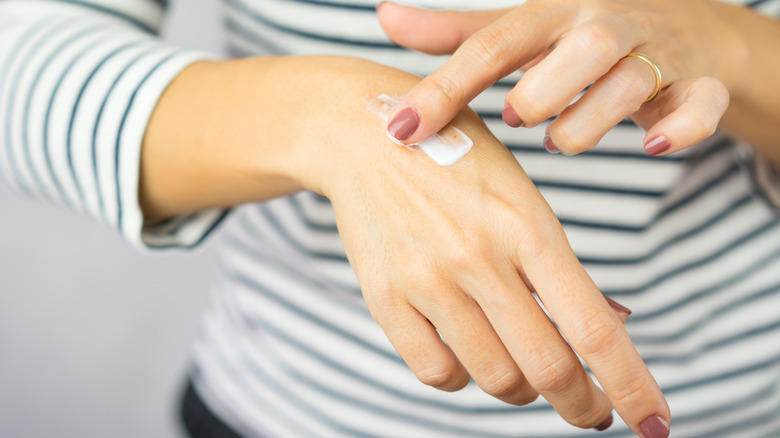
[1, 0, 779, 436]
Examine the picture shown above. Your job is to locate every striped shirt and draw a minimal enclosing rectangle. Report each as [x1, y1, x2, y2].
[2, 0, 780, 436]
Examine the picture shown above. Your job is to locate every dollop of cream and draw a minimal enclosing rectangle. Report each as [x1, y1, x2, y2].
[367, 94, 473, 166]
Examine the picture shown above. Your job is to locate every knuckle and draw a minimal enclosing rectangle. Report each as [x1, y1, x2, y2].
[609, 68, 650, 108]
[609, 375, 654, 407]
[478, 366, 526, 398]
[441, 10, 470, 47]
[441, 227, 483, 272]
[695, 75, 727, 95]
[549, 122, 591, 155]
[512, 82, 557, 124]
[515, 390, 540, 406]
[687, 112, 717, 140]
[629, 78, 653, 108]
[426, 73, 461, 107]
[566, 404, 610, 429]
[515, 209, 557, 254]
[361, 286, 401, 324]
[532, 353, 580, 395]
[467, 26, 514, 75]
[398, 263, 436, 291]
[500, 390, 540, 407]
[416, 364, 465, 390]
[574, 22, 622, 65]
[396, 273, 456, 314]
[573, 309, 622, 357]
[687, 78, 728, 133]
[706, 77, 731, 111]
[393, 244, 444, 291]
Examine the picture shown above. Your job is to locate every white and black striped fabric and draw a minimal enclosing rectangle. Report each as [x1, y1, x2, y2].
[2, 0, 780, 436]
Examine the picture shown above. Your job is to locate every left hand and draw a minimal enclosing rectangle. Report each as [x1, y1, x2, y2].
[378, 0, 732, 156]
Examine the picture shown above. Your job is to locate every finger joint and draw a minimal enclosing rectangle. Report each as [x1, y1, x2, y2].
[572, 309, 622, 358]
[532, 352, 580, 395]
[416, 364, 468, 391]
[478, 366, 526, 399]
[574, 21, 622, 66]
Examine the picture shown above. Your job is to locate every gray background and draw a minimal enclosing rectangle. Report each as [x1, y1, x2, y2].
[0, 1, 224, 437]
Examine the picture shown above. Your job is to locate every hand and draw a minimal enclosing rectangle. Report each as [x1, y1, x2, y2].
[143, 55, 663, 435]
[291, 58, 667, 435]
[378, 0, 731, 157]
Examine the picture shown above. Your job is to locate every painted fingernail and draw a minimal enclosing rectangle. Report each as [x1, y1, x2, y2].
[543, 134, 559, 153]
[640, 415, 670, 438]
[388, 107, 420, 141]
[502, 105, 524, 128]
[604, 295, 632, 318]
[594, 413, 614, 431]
[644, 135, 671, 156]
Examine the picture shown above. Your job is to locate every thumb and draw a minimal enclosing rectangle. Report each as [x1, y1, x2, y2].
[377, 2, 507, 55]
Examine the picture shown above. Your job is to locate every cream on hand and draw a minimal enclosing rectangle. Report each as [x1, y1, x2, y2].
[367, 94, 473, 166]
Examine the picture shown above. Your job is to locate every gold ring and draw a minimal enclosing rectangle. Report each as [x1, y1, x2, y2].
[625, 52, 662, 103]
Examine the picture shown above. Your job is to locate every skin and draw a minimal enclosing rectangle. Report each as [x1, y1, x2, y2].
[136, 1, 780, 436]
[381, 0, 780, 167]
[140, 56, 641, 433]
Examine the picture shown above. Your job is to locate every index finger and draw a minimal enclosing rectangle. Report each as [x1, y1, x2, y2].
[386, 3, 575, 144]
[515, 216, 671, 437]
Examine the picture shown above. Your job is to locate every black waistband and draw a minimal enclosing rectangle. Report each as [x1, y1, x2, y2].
[179, 379, 246, 438]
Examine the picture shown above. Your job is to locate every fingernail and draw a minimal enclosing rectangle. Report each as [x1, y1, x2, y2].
[502, 105, 524, 128]
[604, 295, 632, 318]
[594, 413, 613, 431]
[640, 415, 669, 438]
[543, 134, 559, 153]
[387, 107, 420, 141]
[644, 135, 671, 156]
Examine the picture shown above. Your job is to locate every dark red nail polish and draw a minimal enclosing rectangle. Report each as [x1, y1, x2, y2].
[604, 295, 632, 317]
[387, 107, 420, 141]
[594, 413, 613, 431]
[640, 415, 669, 438]
[644, 135, 671, 156]
[502, 105, 524, 128]
[543, 134, 559, 153]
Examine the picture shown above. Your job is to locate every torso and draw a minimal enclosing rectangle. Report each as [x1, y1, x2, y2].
[192, 1, 780, 436]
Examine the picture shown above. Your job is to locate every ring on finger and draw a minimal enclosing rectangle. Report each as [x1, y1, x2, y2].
[624, 52, 662, 103]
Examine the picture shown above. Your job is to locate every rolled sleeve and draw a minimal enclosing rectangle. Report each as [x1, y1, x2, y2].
[0, 0, 228, 251]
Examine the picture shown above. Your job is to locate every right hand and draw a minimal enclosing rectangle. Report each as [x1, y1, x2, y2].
[143, 55, 667, 435]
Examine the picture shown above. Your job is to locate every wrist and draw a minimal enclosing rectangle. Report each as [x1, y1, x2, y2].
[277, 56, 425, 197]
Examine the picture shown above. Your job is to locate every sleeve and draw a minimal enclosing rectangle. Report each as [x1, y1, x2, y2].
[0, 0, 229, 252]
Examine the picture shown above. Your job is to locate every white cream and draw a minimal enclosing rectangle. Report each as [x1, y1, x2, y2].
[367, 94, 473, 166]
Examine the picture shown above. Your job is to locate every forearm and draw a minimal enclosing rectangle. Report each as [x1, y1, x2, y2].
[711, 1, 780, 165]
[140, 55, 428, 221]
[140, 57, 303, 221]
